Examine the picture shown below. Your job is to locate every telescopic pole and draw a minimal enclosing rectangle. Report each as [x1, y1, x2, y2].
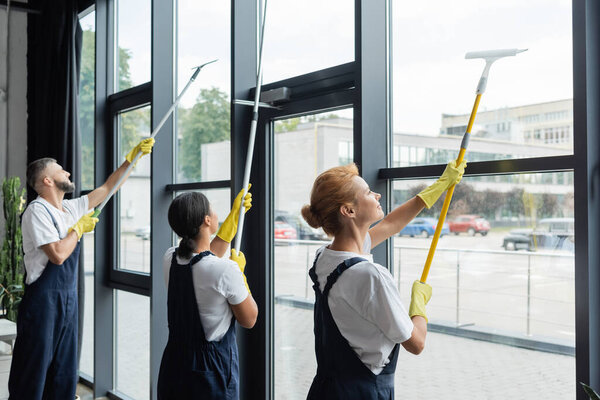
[233, 0, 268, 252]
[92, 60, 217, 217]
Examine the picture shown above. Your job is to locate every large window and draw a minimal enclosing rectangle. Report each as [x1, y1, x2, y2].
[86, 1, 598, 398]
[115, 0, 151, 91]
[80, 10, 96, 192]
[392, 1, 573, 165]
[175, 0, 231, 183]
[273, 109, 352, 398]
[79, 8, 95, 381]
[117, 105, 152, 274]
[115, 291, 150, 399]
[262, 0, 354, 83]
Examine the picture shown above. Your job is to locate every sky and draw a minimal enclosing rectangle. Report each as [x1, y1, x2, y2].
[82, 0, 573, 136]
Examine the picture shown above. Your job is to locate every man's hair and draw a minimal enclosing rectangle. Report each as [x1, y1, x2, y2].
[26, 158, 57, 190]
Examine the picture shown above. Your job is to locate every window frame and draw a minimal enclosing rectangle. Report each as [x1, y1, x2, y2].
[85, 0, 600, 399]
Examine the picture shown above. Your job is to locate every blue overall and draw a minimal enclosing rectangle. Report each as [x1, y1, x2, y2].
[157, 251, 239, 400]
[307, 253, 400, 400]
[9, 201, 80, 400]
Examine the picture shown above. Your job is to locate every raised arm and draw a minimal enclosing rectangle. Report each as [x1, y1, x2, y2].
[369, 160, 466, 249]
[369, 197, 425, 248]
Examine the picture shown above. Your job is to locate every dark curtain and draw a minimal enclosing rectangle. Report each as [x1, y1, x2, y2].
[27, 0, 85, 366]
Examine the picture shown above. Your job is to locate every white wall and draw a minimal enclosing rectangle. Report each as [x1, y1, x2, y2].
[0, 6, 28, 234]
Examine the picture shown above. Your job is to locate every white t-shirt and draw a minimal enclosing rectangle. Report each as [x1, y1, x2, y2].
[162, 247, 249, 342]
[313, 233, 414, 374]
[21, 195, 90, 285]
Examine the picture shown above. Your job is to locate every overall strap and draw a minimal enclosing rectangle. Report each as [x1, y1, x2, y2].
[308, 251, 322, 293]
[29, 200, 60, 235]
[189, 250, 214, 265]
[170, 250, 214, 267]
[323, 257, 367, 297]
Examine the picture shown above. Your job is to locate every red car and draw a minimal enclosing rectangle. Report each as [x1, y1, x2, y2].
[274, 221, 297, 240]
[449, 215, 490, 236]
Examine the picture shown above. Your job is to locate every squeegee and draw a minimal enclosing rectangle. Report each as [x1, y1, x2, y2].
[92, 59, 217, 218]
[420, 48, 527, 283]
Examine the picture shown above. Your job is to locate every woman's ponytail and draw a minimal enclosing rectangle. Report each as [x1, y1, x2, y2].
[168, 192, 210, 259]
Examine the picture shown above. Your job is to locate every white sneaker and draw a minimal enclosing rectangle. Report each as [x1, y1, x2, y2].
[75, 396, 80, 400]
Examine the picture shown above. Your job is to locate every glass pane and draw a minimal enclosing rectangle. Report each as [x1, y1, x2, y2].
[391, 172, 574, 397]
[80, 232, 94, 378]
[263, 0, 354, 83]
[80, 11, 95, 191]
[117, 106, 151, 273]
[175, 0, 230, 183]
[115, 0, 151, 91]
[115, 291, 149, 399]
[392, 1, 573, 165]
[273, 109, 351, 398]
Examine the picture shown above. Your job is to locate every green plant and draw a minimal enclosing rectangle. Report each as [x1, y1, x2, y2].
[582, 382, 600, 400]
[0, 177, 26, 322]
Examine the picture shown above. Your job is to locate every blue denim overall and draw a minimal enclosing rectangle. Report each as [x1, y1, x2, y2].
[307, 253, 400, 400]
[157, 251, 239, 399]
[9, 201, 80, 400]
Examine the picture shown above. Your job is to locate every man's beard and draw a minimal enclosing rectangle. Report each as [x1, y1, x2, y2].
[57, 179, 75, 194]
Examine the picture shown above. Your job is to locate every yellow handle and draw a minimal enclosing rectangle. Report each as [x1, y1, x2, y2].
[420, 94, 482, 283]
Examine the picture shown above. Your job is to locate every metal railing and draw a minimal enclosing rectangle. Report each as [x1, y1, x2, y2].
[274, 238, 575, 354]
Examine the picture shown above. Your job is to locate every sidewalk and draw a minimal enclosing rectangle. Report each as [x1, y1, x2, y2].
[274, 304, 575, 400]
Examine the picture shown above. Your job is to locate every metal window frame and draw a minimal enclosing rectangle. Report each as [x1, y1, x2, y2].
[85, 0, 599, 399]
[106, 84, 152, 294]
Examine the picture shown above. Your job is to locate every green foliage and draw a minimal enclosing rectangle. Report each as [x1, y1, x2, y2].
[80, 29, 95, 189]
[0, 177, 26, 322]
[119, 107, 151, 160]
[581, 383, 600, 400]
[178, 87, 231, 182]
[275, 113, 340, 133]
[403, 182, 562, 221]
[275, 118, 300, 133]
[80, 29, 139, 187]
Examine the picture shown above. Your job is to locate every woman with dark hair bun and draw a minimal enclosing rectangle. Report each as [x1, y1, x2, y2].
[157, 187, 257, 400]
[302, 160, 466, 400]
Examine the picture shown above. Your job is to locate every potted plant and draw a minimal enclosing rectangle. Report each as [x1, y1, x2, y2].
[0, 177, 26, 322]
[582, 382, 600, 400]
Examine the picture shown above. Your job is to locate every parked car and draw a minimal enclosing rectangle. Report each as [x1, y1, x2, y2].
[135, 226, 150, 240]
[398, 217, 449, 238]
[274, 221, 297, 240]
[502, 217, 574, 252]
[275, 210, 328, 240]
[448, 215, 490, 236]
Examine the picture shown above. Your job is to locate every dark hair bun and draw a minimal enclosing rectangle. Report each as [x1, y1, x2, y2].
[301, 204, 321, 229]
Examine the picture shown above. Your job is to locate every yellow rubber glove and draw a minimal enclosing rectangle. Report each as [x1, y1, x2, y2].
[230, 249, 251, 294]
[417, 159, 467, 209]
[408, 280, 432, 322]
[68, 211, 99, 240]
[125, 137, 155, 166]
[216, 184, 252, 243]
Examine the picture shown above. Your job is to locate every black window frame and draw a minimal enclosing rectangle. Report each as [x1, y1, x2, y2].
[82, 0, 600, 399]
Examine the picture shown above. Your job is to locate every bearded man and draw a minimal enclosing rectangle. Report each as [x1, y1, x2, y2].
[8, 138, 154, 400]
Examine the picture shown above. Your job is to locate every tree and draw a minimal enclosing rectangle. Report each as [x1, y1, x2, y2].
[274, 113, 340, 133]
[178, 88, 230, 182]
[79, 29, 95, 189]
[80, 33, 146, 187]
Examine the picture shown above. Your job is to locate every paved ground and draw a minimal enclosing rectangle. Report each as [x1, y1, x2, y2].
[74, 231, 576, 399]
[274, 304, 575, 400]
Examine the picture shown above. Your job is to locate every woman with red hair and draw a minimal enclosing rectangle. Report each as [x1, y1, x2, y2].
[302, 160, 466, 399]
